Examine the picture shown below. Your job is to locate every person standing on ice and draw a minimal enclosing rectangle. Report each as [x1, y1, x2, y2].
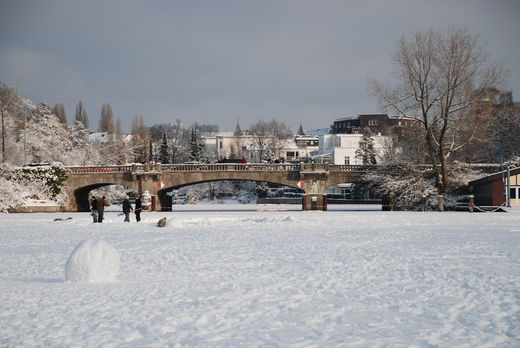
[97, 196, 108, 223]
[134, 195, 142, 222]
[122, 196, 133, 222]
[90, 196, 98, 223]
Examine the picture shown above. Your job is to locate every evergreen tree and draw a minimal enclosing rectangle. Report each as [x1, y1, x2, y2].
[189, 128, 201, 162]
[148, 139, 154, 163]
[356, 127, 377, 164]
[159, 133, 169, 164]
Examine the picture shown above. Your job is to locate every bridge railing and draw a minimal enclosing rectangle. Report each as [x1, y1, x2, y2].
[66, 165, 134, 174]
[329, 164, 378, 172]
[66, 163, 381, 174]
[160, 163, 301, 172]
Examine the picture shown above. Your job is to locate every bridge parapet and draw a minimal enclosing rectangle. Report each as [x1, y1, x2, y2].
[330, 164, 378, 172]
[66, 165, 133, 174]
[65, 163, 383, 176]
[160, 163, 301, 172]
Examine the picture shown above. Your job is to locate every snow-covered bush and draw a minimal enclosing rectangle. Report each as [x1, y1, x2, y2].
[237, 191, 254, 203]
[256, 181, 269, 198]
[187, 186, 203, 204]
[0, 176, 32, 212]
[11, 163, 68, 197]
[363, 163, 481, 211]
[0, 163, 69, 212]
[65, 239, 120, 282]
[363, 164, 438, 210]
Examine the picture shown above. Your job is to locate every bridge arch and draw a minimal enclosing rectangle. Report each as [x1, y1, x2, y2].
[74, 183, 116, 212]
[157, 178, 303, 210]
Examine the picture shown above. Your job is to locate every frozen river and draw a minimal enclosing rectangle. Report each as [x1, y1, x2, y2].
[1, 205, 519, 346]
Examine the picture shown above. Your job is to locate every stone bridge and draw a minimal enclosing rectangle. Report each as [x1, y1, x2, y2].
[64, 163, 376, 211]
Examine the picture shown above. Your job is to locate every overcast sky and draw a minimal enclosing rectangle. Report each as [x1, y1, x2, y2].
[1, 0, 519, 132]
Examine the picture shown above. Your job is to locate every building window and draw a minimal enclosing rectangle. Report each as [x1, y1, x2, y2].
[510, 188, 517, 199]
[287, 151, 295, 158]
[368, 120, 378, 126]
[219, 141, 223, 149]
[242, 146, 247, 151]
[345, 157, 350, 165]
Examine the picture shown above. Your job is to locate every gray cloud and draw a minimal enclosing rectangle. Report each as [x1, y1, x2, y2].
[1, 0, 518, 132]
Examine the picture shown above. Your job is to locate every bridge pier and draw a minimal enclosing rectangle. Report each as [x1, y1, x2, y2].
[135, 173, 163, 212]
[302, 194, 327, 211]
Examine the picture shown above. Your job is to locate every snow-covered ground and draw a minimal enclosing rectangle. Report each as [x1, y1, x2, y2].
[1, 206, 520, 347]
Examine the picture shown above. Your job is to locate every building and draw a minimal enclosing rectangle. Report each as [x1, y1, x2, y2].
[469, 167, 520, 207]
[332, 113, 418, 138]
[202, 123, 319, 163]
[274, 134, 319, 162]
[315, 132, 390, 165]
[312, 113, 419, 165]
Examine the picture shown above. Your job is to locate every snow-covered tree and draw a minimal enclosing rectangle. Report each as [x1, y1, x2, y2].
[67, 121, 101, 165]
[0, 83, 21, 163]
[355, 127, 377, 164]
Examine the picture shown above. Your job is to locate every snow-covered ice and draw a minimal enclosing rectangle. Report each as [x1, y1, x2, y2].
[1, 205, 519, 346]
[65, 239, 120, 282]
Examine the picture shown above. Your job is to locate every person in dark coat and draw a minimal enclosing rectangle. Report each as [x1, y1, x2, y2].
[90, 196, 98, 223]
[97, 196, 108, 223]
[134, 195, 142, 222]
[122, 195, 133, 222]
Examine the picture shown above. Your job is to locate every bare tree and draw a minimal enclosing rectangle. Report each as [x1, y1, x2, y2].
[75, 101, 89, 129]
[250, 120, 270, 161]
[250, 119, 293, 161]
[369, 26, 507, 191]
[53, 103, 67, 126]
[0, 83, 20, 163]
[231, 121, 246, 159]
[130, 114, 149, 163]
[115, 117, 123, 142]
[267, 119, 294, 160]
[98, 103, 114, 134]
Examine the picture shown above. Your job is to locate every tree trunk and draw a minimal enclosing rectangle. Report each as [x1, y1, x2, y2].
[1, 107, 4, 163]
[424, 128, 442, 189]
[439, 145, 449, 192]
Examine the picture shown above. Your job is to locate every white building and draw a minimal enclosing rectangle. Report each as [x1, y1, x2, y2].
[316, 133, 391, 165]
[279, 135, 319, 162]
[202, 123, 320, 163]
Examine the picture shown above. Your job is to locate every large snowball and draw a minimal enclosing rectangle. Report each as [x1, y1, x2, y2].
[65, 239, 120, 282]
